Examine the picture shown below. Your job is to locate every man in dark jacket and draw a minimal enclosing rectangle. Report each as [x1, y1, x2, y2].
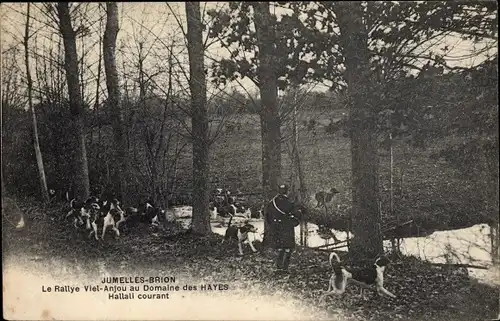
[266, 184, 300, 273]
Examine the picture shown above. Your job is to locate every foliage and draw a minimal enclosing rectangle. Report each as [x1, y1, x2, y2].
[1, 93, 192, 206]
[206, 2, 339, 90]
[207, 1, 497, 94]
[36, 100, 79, 188]
[207, 1, 498, 142]
[430, 58, 498, 169]
[1, 104, 38, 196]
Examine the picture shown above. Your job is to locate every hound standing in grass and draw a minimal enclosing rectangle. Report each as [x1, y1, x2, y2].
[348, 256, 397, 299]
[321, 253, 397, 301]
[222, 215, 259, 256]
[65, 199, 88, 228]
[88, 198, 123, 241]
[320, 252, 352, 302]
[315, 187, 340, 215]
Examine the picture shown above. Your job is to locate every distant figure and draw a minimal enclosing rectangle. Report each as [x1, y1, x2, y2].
[315, 187, 340, 215]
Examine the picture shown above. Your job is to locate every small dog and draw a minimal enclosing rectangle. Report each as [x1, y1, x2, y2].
[320, 253, 396, 302]
[106, 198, 126, 229]
[233, 203, 252, 219]
[315, 187, 340, 209]
[86, 201, 102, 240]
[209, 202, 218, 220]
[120, 201, 165, 234]
[320, 252, 352, 302]
[217, 204, 236, 218]
[250, 204, 264, 219]
[133, 201, 163, 227]
[65, 199, 89, 228]
[89, 198, 123, 240]
[64, 196, 100, 239]
[349, 256, 397, 299]
[222, 216, 258, 256]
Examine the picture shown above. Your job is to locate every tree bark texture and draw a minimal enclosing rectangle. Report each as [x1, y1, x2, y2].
[253, 2, 282, 201]
[103, 2, 129, 204]
[186, 1, 211, 235]
[57, 3, 90, 201]
[253, 2, 282, 246]
[336, 1, 383, 259]
[24, 3, 50, 203]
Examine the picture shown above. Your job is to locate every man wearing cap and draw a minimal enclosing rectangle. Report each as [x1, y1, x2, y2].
[265, 184, 300, 274]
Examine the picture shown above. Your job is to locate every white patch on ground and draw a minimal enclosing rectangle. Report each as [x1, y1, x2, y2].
[172, 206, 497, 285]
[384, 223, 497, 286]
[2, 257, 350, 321]
[168, 206, 194, 219]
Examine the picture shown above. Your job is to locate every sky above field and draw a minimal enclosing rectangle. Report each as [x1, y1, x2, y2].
[1, 2, 497, 106]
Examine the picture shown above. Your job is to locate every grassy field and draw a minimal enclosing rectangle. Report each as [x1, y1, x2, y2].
[200, 110, 495, 234]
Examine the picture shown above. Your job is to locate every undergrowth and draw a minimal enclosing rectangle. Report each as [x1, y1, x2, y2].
[2, 199, 499, 321]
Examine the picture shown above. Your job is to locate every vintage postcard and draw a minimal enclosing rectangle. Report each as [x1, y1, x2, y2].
[2, 2, 499, 320]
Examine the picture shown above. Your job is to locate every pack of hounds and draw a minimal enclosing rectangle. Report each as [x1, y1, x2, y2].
[65, 196, 165, 241]
[62, 188, 396, 300]
[64, 187, 262, 246]
[208, 188, 264, 221]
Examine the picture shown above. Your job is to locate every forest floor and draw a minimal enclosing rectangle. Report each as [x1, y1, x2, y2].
[3, 199, 499, 321]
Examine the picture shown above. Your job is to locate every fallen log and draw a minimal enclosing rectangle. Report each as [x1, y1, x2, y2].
[382, 219, 414, 233]
[309, 239, 349, 250]
[426, 262, 490, 270]
[311, 243, 349, 252]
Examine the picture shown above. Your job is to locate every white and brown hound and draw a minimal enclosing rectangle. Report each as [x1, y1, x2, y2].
[320, 253, 396, 301]
[320, 252, 352, 302]
[88, 198, 123, 241]
[349, 256, 397, 299]
[222, 216, 258, 256]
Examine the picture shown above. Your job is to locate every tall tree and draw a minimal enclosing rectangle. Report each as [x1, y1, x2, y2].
[252, 2, 283, 246]
[206, 2, 323, 244]
[336, 2, 383, 258]
[206, 1, 497, 255]
[56, 3, 90, 201]
[24, 2, 50, 203]
[252, 2, 282, 202]
[282, 0, 497, 258]
[186, 1, 211, 235]
[103, 2, 129, 203]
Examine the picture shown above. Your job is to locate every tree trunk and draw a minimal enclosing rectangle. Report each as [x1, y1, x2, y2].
[57, 3, 90, 201]
[290, 88, 308, 246]
[253, 2, 282, 246]
[185, 1, 210, 235]
[336, 2, 383, 259]
[24, 3, 50, 203]
[103, 2, 129, 204]
[295, 141, 308, 246]
[253, 2, 282, 200]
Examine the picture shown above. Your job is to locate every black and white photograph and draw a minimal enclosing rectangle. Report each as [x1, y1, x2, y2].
[1, 2, 499, 320]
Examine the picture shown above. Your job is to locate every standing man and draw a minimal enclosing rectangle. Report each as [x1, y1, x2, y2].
[266, 184, 301, 274]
